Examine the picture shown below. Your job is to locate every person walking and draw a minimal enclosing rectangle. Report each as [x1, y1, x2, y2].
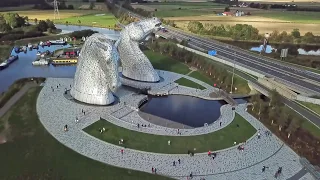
[173, 161, 176, 166]
[121, 149, 124, 155]
[178, 159, 181, 164]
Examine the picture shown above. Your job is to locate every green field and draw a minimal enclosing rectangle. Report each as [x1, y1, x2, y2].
[139, 2, 223, 17]
[175, 77, 206, 90]
[257, 11, 320, 24]
[54, 13, 117, 28]
[0, 87, 171, 180]
[189, 71, 214, 87]
[144, 50, 191, 74]
[84, 114, 256, 154]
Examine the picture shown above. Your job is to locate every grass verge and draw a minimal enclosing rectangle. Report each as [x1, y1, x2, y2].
[0, 87, 172, 180]
[175, 77, 206, 90]
[84, 113, 256, 154]
[144, 50, 190, 74]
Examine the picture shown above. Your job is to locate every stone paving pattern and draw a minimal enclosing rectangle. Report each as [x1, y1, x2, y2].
[36, 70, 313, 180]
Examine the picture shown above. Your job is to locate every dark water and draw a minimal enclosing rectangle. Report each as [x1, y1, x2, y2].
[139, 95, 228, 128]
[0, 45, 76, 93]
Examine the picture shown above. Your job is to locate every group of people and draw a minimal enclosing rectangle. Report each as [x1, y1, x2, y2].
[208, 151, 217, 160]
[137, 123, 150, 128]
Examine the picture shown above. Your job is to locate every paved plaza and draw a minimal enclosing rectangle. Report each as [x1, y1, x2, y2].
[36, 70, 315, 180]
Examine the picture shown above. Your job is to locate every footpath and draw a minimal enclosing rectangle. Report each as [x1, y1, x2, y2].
[0, 82, 38, 118]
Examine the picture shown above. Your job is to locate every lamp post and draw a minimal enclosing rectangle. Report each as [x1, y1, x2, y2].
[230, 58, 235, 94]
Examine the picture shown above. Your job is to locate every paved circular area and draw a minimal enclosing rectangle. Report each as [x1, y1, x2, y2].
[36, 70, 307, 179]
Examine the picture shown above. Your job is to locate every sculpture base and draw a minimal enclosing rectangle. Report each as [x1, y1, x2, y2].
[70, 88, 115, 105]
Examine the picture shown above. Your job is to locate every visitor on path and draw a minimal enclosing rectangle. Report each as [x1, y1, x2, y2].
[177, 129, 180, 134]
[258, 132, 261, 139]
[178, 159, 181, 164]
[220, 122, 222, 126]
[173, 161, 176, 166]
[121, 149, 124, 155]
[154, 168, 157, 174]
[152, 167, 154, 173]
[137, 123, 140, 128]
[64, 124, 68, 131]
[262, 166, 268, 172]
[208, 150, 211, 156]
[189, 172, 193, 178]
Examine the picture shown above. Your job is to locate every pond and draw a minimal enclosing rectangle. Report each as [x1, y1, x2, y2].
[0, 25, 120, 94]
[139, 95, 247, 128]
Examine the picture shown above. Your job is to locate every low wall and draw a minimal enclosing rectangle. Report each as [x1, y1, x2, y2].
[297, 95, 320, 105]
[176, 44, 266, 79]
[257, 78, 297, 100]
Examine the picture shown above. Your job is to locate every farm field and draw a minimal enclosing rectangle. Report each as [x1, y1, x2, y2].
[136, 2, 320, 34]
[174, 20, 320, 35]
[2, 10, 103, 20]
[54, 13, 117, 28]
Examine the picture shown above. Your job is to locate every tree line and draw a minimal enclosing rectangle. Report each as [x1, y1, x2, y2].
[249, 91, 320, 165]
[0, 13, 56, 43]
[187, 21, 320, 44]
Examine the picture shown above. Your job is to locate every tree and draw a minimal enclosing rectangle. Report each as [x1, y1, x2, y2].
[291, 28, 300, 38]
[89, 2, 95, 10]
[34, 18, 38, 24]
[302, 32, 315, 43]
[3, 13, 18, 28]
[286, 117, 301, 138]
[278, 107, 289, 131]
[0, 23, 12, 32]
[249, 94, 260, 112]
[37, 20, 49, 32]
[187, 21, 204, 34]
[268, 109, 277, 125]
[224, 6, 230, 12]
[269, 90, 281, 108]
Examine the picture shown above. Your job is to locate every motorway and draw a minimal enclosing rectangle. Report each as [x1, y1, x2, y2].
[126, 10, 320, 95]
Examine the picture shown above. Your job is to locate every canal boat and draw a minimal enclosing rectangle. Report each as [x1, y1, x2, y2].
[27, 43, 33, 49]
[51, 58, 77, 65]
[49, 40, 67, 45]
[33, 44, 39, 49]
[32, 58, 50, 66]
[0, 55, 19, 70]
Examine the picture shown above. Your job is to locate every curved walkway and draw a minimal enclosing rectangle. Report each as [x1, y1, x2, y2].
[36, 74, 306, 179]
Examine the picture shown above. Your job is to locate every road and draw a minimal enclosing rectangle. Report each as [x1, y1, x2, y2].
[124, 9, 320, 95]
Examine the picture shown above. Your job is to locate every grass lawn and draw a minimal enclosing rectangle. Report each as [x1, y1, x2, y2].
[144, 50, 190, 74]
[3, 10, 102, 20]
[155, 10, 215, 18]
[256, 11, 320, 24]
[0, 45, 12, 63]
[0, 87, 171, 180]
[300, 101, 320, 116]
[301, 120, 320, 139]
[188, 71, 214, 86]
[54, 13, 117, 28]
[84, 113, 256, 154]
[175, 77, 206, 90]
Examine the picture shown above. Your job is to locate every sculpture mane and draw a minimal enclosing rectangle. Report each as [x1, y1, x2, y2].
[70, 33, 120, 105]
[117, 17, 162, 82]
